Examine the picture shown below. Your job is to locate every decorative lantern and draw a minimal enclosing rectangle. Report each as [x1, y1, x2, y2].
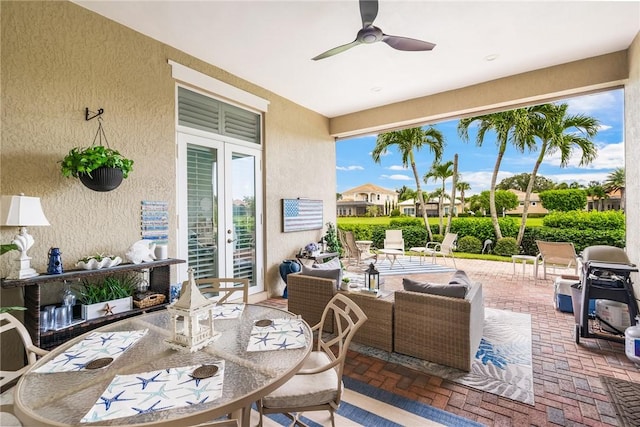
[165, 268, 219, 352]
[364, 263, 380, 291]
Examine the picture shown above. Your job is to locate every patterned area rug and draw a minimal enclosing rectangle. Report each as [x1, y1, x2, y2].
[0, 377, 484, 427]
[600, 375, 640, 427]
[254, 377, 484, 426]
[351, 308, 535, 405]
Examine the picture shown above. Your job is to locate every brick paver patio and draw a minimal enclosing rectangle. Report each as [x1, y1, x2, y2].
[265, 257, 639, 426]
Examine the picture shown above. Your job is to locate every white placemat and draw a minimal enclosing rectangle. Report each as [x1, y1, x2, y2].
[246, 319, 307, 352]
[80, 362, 225, 423]
[34, 330, 148, 373]
[212, 303, 245, 319]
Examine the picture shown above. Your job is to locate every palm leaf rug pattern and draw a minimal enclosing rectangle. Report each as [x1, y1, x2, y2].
[351, 308, 535, 405]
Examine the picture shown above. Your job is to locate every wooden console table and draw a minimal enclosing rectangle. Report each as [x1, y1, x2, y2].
[1, 258, 184, 350]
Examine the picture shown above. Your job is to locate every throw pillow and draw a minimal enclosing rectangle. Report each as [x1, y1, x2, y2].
[312, 257, 342, 283]
[301, 264, 341, 284]
[402, 278, 467, 298]
[312, 257, 341, 270]
[448, 270, 472, 289]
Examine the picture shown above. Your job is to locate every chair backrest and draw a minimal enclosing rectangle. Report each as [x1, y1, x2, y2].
[316, 293, 367, 400]
[440, 233, 457, 252]
[344, 231, 360, 256]
[1, 313, 48, 390]
[187, 277, 250, 304]
[337, 229, 349, 256]
[384, 229, 404, 251]
[536, 240, 577, 267]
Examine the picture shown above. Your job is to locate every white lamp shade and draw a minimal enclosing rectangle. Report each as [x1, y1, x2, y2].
[0, 194, 50, 227]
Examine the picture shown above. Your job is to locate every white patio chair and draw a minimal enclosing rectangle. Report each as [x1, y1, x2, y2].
[256, 293, 367, 427]
[411, 232, 457, 267]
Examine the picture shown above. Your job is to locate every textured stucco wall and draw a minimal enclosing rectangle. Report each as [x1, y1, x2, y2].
[0, 0, 334, 308]
[625, 32, 640, 292]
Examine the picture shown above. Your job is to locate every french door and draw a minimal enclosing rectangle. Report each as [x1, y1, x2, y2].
[176, 132, 263, 295]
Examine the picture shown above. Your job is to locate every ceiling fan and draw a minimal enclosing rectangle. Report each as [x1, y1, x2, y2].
[312, 0, 436, 61]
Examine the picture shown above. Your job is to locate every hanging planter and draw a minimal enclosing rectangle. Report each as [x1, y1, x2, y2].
[60, 118, 134, 192]
[79, 166, 124, 192]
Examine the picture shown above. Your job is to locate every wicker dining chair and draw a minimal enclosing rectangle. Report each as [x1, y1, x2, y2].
[256, 293, 367, 427]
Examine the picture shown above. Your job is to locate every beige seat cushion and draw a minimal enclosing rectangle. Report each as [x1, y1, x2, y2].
[261, 351, 340, 408]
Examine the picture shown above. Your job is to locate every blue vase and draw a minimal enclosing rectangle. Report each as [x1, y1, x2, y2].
[279, 260, 301, 299]
[47, 247, 63, 274]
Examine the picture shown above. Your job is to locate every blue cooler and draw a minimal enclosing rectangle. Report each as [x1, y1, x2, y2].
[556, 275, 596, 314]
[555, 276, 578, 312]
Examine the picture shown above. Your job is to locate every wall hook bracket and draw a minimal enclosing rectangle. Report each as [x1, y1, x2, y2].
[85, 107, 104, 121]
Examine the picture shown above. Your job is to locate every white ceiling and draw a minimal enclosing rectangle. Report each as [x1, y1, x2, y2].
[74, 1, 640, 118]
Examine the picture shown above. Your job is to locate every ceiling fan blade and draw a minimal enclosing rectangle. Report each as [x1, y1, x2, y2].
[312, 39, 362, 61]
[382, 34, 436, 51]
[359, 0, 379, 27]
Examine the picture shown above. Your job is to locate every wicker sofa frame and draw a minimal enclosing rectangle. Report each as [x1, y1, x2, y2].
[287, 273, 484, 371]
[394, 282, 484, 371]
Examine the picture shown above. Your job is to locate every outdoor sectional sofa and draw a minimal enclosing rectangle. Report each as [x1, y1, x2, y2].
[286, 271, 484, 372]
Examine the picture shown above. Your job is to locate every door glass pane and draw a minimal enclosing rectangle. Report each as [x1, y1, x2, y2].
[187, 145, 218, 279]
[231, 152, 256, 286]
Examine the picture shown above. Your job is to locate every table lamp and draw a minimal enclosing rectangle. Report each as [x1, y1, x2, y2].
[0, 194, 50, 279]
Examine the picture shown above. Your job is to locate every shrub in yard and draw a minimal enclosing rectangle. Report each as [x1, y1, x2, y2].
[493, 237, 520, 256]
[456, 235, 482, 254]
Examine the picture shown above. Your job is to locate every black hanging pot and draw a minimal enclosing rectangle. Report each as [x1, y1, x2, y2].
[79, 166, 124, 192]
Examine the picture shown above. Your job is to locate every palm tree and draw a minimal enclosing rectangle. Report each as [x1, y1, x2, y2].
[604, 167, 625, 211]
[372, 127, 444, 241]
[518, 103, 598, 243]
[458, 109, 536, 240]
[446, 154, 459, 234]
[396, 185, 416, 202]
[424, 160, 454, 234]
[456, 181, 471, 213]
[586, 182, 607, 211]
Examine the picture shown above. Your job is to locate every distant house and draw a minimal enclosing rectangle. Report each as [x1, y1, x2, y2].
[587, 189, 623, 211]
[338, 183, 398, 216]
[506, 190, 548, 215]
[399, 198, 452, 217]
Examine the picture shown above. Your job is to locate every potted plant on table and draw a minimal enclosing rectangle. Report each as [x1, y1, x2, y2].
[78, 274, 139, 320]
[60, 145, 134, 192]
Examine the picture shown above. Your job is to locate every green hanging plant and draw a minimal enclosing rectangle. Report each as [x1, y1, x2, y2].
[60, 145, 134, 179]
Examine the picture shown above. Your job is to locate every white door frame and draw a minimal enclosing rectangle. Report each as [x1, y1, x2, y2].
[176, 129, 263, 294]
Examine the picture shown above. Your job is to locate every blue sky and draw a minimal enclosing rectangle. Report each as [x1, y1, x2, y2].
[336, 88, 624, 196]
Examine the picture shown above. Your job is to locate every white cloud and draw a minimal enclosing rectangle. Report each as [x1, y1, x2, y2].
[458, 170, 514, 195]
[336, 165, 364, 171]
[565, 91, 617, 114]
[544, 142, 624, 169]
[368, 149, 392, 157]
[545, 172, 611, 187]
[388, 165, 408, 171]
[598, 124, 612, 132]
[381, 174, 412, 181]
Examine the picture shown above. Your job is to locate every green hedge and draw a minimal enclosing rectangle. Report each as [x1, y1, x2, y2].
[542, 210, 625, 230]
[340, 210, 626, 256]
[449, 217, 519, 243]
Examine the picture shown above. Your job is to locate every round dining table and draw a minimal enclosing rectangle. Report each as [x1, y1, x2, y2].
[13, 305, 312, 427]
